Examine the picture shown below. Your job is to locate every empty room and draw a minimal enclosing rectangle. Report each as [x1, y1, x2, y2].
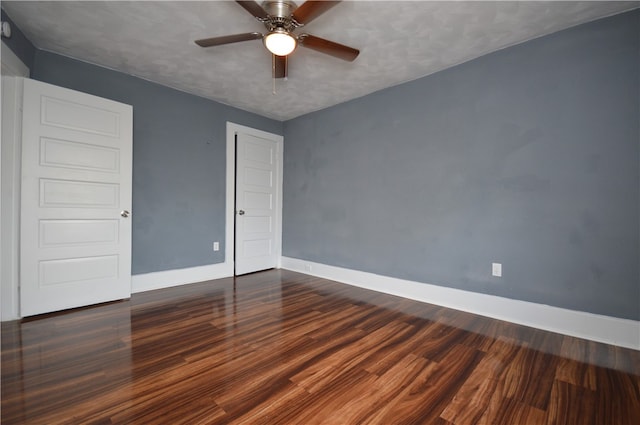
[1, 1, 638, 424]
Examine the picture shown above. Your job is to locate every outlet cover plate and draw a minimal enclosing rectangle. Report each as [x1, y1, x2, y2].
[492, 262, 502, 277]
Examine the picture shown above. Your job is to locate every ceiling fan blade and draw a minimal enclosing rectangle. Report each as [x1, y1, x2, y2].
[298, 34, 359, 61]
[273, 55, 288, 79]
[292, 1, 341, 25]
[236, 1, 269, 20]
[195, 32, 262, 47]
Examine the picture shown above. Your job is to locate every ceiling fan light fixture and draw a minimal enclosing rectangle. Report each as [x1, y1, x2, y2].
[264, 29, 297, 56]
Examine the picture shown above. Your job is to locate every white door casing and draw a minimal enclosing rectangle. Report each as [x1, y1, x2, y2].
[1, 77, 23, 321]
[1, 42, 29, 321]
[228, 123, 282, 276]
[20, 78, 133, 316]
[1, 41, 29, 77]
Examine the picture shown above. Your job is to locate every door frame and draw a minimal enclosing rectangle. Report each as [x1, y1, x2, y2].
[226, 122, 283, 275]
[1, 44, 29, 320]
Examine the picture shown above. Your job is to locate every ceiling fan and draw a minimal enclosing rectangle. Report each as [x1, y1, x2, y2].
[195, 1, 360, 79]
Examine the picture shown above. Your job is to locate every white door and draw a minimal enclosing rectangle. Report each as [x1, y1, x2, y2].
[235, 129, 282, 275]
[20, 78, 133, 317]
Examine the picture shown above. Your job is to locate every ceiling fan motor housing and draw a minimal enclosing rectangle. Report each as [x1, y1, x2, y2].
[261, 1, 300, 32]
[262, 1, 297, 19]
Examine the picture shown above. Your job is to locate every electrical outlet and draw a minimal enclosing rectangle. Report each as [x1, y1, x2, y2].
[492, 262, 502, 277]
[304, 264, 312, 272]
[213, 242, 219, 252]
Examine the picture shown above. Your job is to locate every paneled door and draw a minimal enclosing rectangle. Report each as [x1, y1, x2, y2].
[20, 78, 133, 317]
[235, 129, 282, 275]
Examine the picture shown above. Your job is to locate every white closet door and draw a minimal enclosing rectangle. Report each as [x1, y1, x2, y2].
[235, 130, 281, 275]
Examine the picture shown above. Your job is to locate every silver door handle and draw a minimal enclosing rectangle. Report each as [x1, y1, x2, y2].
[238, 210, 245, 215]
[121, 210, 130, 218]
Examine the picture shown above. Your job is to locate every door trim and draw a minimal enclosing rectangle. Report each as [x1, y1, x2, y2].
[1, 43, 29, 320]
[226, 122, 283, 275]
[1, 41, 29, 77]
[1, 73, 27, 321]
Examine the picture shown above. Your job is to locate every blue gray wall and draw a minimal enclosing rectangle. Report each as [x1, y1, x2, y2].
[31, 50, 282, 274]
[1, 8, 36, 72]
[283, 11, 640, 320]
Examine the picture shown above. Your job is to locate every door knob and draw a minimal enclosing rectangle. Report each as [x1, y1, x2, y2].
[121, 210, 130, 218]
[238, 210, 245, 215]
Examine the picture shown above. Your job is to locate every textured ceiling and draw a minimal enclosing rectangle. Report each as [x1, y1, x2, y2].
[3, 1, 638, 120]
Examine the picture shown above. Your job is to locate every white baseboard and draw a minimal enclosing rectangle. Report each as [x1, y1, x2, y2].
[132, 262, 233, 293]
[281, 256, 640, 351]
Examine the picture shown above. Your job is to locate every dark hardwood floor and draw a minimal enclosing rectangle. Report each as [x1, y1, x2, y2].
[2, 269, 639, 424]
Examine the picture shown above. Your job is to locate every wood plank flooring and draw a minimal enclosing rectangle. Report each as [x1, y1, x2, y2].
[2, 269, 639, 424]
